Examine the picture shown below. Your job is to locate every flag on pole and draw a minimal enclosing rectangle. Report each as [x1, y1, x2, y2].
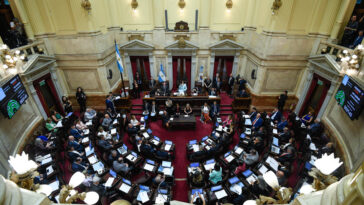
[158, 64, 166, 82]
[115, 41, 123, 73]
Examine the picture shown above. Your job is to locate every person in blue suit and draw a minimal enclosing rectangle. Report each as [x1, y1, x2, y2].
[70, 124, 83, 139]
[210, 101, 220, 119]
[71, 157, 90, 173]
[250, 107, 258, 121]
[277, 117, 288, 132]
[68, 135, 84, 153]
[105, 94, 115, 114]
[270, 108, 282, 123]
[252, 113, 263, 130]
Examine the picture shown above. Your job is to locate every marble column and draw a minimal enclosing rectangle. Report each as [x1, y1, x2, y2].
[13, 0, 34, 39]
[232, 52, 240, 77]
[330, 0, 355, 40]
[167, 53, 173, 89]
[49, 66, 64, 102]
[199, 0, 211, 29]
[209, 52, 215, 79]
[295, 67, 314, 114]
[152, 0, 164, 29]
[148, 52, 156, 79]
[124, 53, 134, 86]
[27, 82, 47, 119]
[191, 52, 197, 90]
[317, 80, 338, 119]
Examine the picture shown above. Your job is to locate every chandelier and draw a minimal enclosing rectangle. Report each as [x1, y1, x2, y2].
[340, 45, 364, 75]
[0, 44, 25, 75]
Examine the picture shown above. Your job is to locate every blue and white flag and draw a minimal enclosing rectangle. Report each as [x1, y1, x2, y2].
[115, 41, 123, 73]
[158, 64, 166, 82]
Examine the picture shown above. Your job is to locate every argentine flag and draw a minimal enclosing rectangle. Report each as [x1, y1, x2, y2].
[158, 64, 166, 82]
[115, 41, 123, 73]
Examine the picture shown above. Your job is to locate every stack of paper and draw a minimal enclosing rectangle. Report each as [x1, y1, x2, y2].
[215, 190, 227, 199]
[137, 191, 149, 203]
[204, 163, 215, 171]
[88, 155, 98, 164]
[119, 183, 131, 193]
[164, 144, 171, 151]
[162, 167, 174, 176]
[92, 161, 104, 172]
[225, 155, 235, 163]
[246, 174, 257, 185]
[105, 177, 115, 187]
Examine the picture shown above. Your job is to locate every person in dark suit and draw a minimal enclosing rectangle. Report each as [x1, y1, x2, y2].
[149, 101, 158, 120]
[249, 137, 264, 154]
[68, 135, 84, 153]
[76, 87, 87, 113]
[71, 157, 89, 172]
[161, 110, 170, 128]
[149, 78, 157, 90]
[238, 77, 247, 92]
[210, 101, 220, 120]
[250, 107, 258, 121]
[276, 147, 294, 163]
[160, 81, 169, 96]
[277, 117, 288, 132]
[108, 150, 119, 166]
[135, 71, 143, 92]
[204, 77, 212, 93]
[98, 135, 113, 151]
[67, 146, 86, 162]
[237, 89, 249, 97]
[143, 101, 150, 116]
[252, 113, 263, 130]
[127, 123, 139, 135]
[227, 73, 235, 96]
[270, 108, 282, 123]
[213, 77, 222, 93]
[213, 73, 220, 86]
[279, 127, 291, 143]
[277, 91, 288, 112]
[105, 94, 115, 114]
[133, 80, 140, 98]
[89, 176, 106, 201]
[70, 124, 84, 140]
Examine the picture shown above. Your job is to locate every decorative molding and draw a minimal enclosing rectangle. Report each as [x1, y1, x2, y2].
[219, 34, 236, 41]
[128, 34, 145, 41]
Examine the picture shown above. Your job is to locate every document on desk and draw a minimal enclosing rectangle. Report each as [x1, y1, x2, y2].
[143, 132, 150, 139]
[216, 125, 223, 131]
[86, 121, 92, 126]
[231, 184, 242, 195]
[164, 144, 171, 151]
[113, 119, 118, 125]
[49, 180, 59, 192]
[92, 161, 104, 172]
[270, 121, 274, 127]
[56, 121, 63, 128]
[46, 166, 54, 175]
[119, 183, 131, 193]
[245, 119, 252, 126]
[82, 137, 89, 143]
[84, 129, 90, 135]
[162, 167, 174, 176]
[246, 174, 257, 185]
[225, 155, 235, 163]
[215, 189, 227, 199]
[138, 191, 149, 203]
[235, 147, 243, 155]
[204, 163, 215, 171]
[273, 129, 278, 134]
[111, 128, 117, 135]
[309, 143, 317, 151]
[85, 147, 94, 156]
[144, 164, 155, 172]
[41, 157, 52, 165]
[105, 177, 115, 188]
[126, 154, 136, 162]
[258, 164, 269, 174]
[156, 194, 168, 203]
[266, 156, 279, 171]
[192, 144, 200, 152]
[245, 128, 251, 135]
[88, 155, 98, 164]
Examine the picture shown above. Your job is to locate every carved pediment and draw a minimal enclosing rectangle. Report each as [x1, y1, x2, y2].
[308, 55, 342, 77]
[22, 54, 56, 76]
[120, 39, 154, 50]
[165, 40, 198, 50]
[209, 39, 244, 50]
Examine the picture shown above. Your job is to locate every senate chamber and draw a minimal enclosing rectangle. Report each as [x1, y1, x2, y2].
[0, 0, 363, 205]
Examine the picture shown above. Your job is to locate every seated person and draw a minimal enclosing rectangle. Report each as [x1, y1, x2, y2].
[277, 116, 288, 132]
[276, 170, 287, 187]
[68, 135, 84, 153]
[276, 146, 295, 163]
[232, 187, 249, 205]
[34, 138, 53, 151]
[102, 114, 113, 130]
[106, 107, 116, 119]
[279, 127, 291, 143]
[143, 101, 150, 116]
[248, 137, 264, 154]
[184, 103, 193, 115]
[72, 157, 90, 173]
[191, 170, 204, 187]
[200, 102, 211, 124]
[75, 119, 87, 130]
[113, 157, 132, 174]
[254, 127, 266, 139]
[84, 107, 97, 122]
[97, 126, 108, 138]
[108, 150, 119, 165]
[281, 137, 295, 152]
[301, 111, 314, 125]
[160, 81, 170, 96]
[239, 149, 259, 166]
[161, 110, 171, 128]
[234, 161, 246, 175]
[223, 114, 233, 127]
[153, 173, 166, 187]
[98, 135, 113, 151]
[135, 136, 143, 152]
[175, 103, 182, 116]
[178, 80, 187, 95]
[165, 98, 173, 115]
[210, 101, 220, 119]
[149, 101, 158, 118]
[130, 115, 140, 127]
[192, 86, 201, 95]
[308, 119, 322, 135]
[208, 88, 217, 96]
[237, 89, 249, 97]
[50, 110, 62, 123]
[70, 124, 84, 139]
[249, 107, 258, 121]
[208, 164, 222, 185]
[318, 142, 334, 157]
[270, 108, 282, 123]
[127, 123, 139, 135]
[45, 118, 57, 133]
[89, 176, 106, 200]
[67, 145, 86, 162]
[252, 113, 263, 130]
[190, 192, 206, 205]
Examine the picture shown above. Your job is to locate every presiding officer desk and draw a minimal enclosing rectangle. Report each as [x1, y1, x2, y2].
[143, 93, 221, 116]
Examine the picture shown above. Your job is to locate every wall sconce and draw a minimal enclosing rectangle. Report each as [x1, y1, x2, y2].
[340, 45, 364, 75]
[271, 0, 282, 15]
[81, 0, 92, 12]
[226, 0, 233, 12]
[179, 0, 186, 12]
[0, 44, 25, 76]
[131, 0, 138, 12]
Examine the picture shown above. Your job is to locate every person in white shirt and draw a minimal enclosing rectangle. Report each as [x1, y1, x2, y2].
[84, 107, 96, 122]
[130, 115, 140, 127]
[178, 80, 187, 96]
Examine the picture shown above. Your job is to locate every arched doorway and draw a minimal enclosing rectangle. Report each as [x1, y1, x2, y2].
[130, 56, 151, 90]
[172, 56, 191, 91]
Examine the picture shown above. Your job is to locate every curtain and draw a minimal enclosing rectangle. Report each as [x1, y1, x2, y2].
[185, 57, 191, 90]
[213, 57, 219, 77]
[130, 56, 138, 78]
[34, 82, 50, 116]
[45, 76, 64, 115]
[315, 80, 331, 115]
[225, 57, 234, 79]
[299, 75, 318, 116]
[143, 57, 151, 80]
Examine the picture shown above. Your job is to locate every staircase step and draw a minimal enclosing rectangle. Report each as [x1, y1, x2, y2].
[131, 107, 143, 110]
[221, 104, 233, 107]
[220, 108, 232, 111]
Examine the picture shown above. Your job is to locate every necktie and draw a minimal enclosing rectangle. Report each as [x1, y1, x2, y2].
[253, 118, 258, 125]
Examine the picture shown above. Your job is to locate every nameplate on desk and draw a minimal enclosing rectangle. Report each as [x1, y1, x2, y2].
[209, 96, 217, 98]
[156, 194, 168, 203]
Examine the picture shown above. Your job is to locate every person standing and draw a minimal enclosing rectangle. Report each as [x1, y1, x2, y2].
[105, 94, 115, 114]
[76, 87, 87, 113]
[227, 73, 235, 96]
[277, 90, 288, 112]
[135, 71, 143, 94]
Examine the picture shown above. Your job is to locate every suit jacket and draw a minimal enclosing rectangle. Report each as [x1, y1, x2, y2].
[72, 162, 87, 172]
[252, 117, 263, 129]
[149, 79, 157, 89]
[143, 103, 150, 112]
[277, 120, 288, 131]
[68, 141, 84, 152]
[278, 94, 287, 105]
[238, 79, 247, 91]
[127, 126, 138, 135]
[277, 153, 294, 163]
[160, 83, 169, 92]
[210, 104, 220, 116]
[250, 112, 257, 121]
[68, 151, 82, 162]
[106, 99, 115, 112]
[243, 152, 259, 165]
[113, 160, 131, 173]
[149, 104, 158, 114]
[70, 128, 83, 139]
[228, 77, 235, 86]
[98, 139, 112, 150]
[161, 114, 170, 124]
[271, 111, 282, 122]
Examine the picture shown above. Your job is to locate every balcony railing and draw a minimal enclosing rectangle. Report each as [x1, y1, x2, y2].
[316, 41, 353, 61]
[11, 40, 48, 57]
